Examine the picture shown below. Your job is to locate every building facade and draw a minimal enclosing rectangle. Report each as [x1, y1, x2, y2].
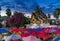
[30, 13, 48, 24]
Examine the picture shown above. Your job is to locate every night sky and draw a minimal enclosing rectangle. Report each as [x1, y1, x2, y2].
[0, 0, 60, 16]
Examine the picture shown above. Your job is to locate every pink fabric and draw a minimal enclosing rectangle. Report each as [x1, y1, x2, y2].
[22, 36, 40, 41]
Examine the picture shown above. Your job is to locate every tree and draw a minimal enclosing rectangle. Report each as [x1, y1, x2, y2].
[6, 8, 11, 17]
[54, 8, 60, 19]
[23, 17, 30, 25]
[0, 22, 2, 28]
[6, 20, 10, 28]
[0, 6, 1, 18]
[54, 8, 60, 25]
[8, 12, 25, 28]
[48, 14, 50, 18]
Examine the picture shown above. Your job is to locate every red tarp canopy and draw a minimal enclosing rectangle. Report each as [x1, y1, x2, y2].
[10, 28, 22, 33]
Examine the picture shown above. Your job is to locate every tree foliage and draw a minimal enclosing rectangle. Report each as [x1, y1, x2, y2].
[0, 6, 1, 11]
[0, 22, 2, 28]
[23, 17, 30, 25]
[48, 14, 50, 18]
[6, 8, 11, 17]
[8, 12, 25, 27]
[54, 8, 60, 19]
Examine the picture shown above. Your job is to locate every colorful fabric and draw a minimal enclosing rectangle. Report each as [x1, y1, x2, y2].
[10, 28, 22, 34]
[22, 35, 41, 41]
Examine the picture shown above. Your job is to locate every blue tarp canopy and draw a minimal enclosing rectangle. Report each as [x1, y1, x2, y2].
[35, 28, 44, 32]
[0, 29, 9, 33]
[28, 29, 35, 33]
[54, 38, 60, 41]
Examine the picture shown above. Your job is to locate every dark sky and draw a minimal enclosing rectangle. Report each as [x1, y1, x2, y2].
[0, 0, 60, 15]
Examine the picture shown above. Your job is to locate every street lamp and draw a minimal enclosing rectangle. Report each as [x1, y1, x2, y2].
[0, 6, 1, 18]
[0, 2, 1, 17]
[14, 3, 17, 12]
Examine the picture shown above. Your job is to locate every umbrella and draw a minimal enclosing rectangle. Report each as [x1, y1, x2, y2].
[37, 33, 52, 40]
[22, 35, 41, 41]
[0, 29, 9, 33]
[5, 34, 21, 41]
[58, 26, 60, 29]
[31, 32, 39, 36]
[21, 33, 30, 37]
[43, 28, 53, 33]
[53, 38, 60, 41]
[28, 29, 35, 33]
[55, 30, 60, 34]
[49, 29, 57, 33]
[35, 28, 44, 32]
[42, 28, 50, 33]
[22, 28, 31, 33]
[10, 28, 22, 34]
[10, 34, 21, 40]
